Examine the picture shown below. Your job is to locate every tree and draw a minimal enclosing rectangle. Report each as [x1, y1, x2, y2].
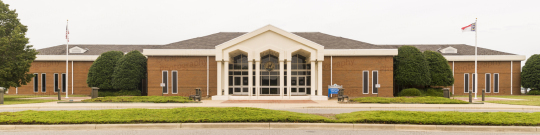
[87, 51, 123, 89]
[0, 1, 38, 89]
[522, 54, 540, 90]
[424, 50, 454, 86]
[394, 46, 431, 87]
[112, 50, 147, 90]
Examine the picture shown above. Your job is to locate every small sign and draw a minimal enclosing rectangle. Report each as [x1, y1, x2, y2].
[160, 83, 165, 87]
[375, 84, 381, 88]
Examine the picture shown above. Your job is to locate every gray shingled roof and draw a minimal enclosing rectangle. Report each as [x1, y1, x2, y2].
[37, 32, 515, 56]
[381, 45, 514, 55]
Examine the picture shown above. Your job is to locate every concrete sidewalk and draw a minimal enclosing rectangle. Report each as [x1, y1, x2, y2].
[1, 100, 540, 112]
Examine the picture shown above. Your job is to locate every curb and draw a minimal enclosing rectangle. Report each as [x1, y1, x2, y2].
[0, 123, 538, 132]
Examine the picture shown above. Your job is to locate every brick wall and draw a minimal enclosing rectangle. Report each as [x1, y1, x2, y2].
[12, 61, 93, 95]
[147, 56, 217, 97]
[449, 61, 521, 95]
[322, 56, 394, 97]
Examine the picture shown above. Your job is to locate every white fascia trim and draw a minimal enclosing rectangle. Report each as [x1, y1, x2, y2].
[143, 49, 215, 56]
[35, 55, 98, 61]
[324, 49, 398, 56]
[444, 55, 526, 61]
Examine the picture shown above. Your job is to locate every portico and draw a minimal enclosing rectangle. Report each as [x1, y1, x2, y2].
[212, 25, 326, 100]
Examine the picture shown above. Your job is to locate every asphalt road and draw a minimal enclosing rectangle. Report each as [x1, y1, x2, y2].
[1, 129, 537, 135]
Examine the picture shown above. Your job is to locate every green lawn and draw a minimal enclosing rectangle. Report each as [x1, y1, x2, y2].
[0, 107, 539, 126]
[81, 96, 197, 103]
[1, 95, 62, 105]
[483, 95, 540, 106]
[349, 97, 469, 104]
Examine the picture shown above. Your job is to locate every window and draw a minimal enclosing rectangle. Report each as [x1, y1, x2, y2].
[172, 71, 178, 94]
[472, 73, 476, 93]
[494, 73, 499, 93]
[41, 73, 46, 92]
[289, 54, 310, 95]
[372, 71, 378, 94]
[54, 73, 59, 93]
[69, 46, 87, 53]
[62, 73, 66, 92]
[363, 71, 369, 94]
[162, 71, 168, 94]
[485, 73, 491, 93]
[33, 73, 38, 92]
[464, 73, 469, 93]
[230, 54, 249, 95]
[440, 47, 457, 54]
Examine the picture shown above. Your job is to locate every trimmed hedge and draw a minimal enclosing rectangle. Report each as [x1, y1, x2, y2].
[398, 88, 422, 97]
[350, 97, 468, 104]
[112, 50, 147, 90]
[527, 90, 540, 95]
[82, 96, 193, 103]
[522, 54, 540, 90]
[87, 51, 124, 90]
[424, 50, 454, 86]
[394, 46, 431, 87]
[98, 90, 141, 97]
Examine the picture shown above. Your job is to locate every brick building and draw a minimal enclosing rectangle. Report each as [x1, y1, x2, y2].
[12, 25, 526, 100]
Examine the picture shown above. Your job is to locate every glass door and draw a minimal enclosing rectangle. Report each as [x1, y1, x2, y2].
[291, 76, 308, 95]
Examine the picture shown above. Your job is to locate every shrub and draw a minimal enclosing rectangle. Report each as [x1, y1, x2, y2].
[398, 88, 422, 97]
[98, 90, 141, 97]
[394, 46, 431, 87]
[112, 50, 147, 90]
[87, 51, 124, 90]
[424, 50, 454, 86]
[522, 54, 540, 90]
[527, 90, 540, 95]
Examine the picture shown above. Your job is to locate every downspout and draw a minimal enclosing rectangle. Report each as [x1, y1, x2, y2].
[71, 61, 74, 95]
[452, 61, 454, 95]
[207, 56, 209, 97]
[511, 61, 513, 95]
[331, 56, 333, 85]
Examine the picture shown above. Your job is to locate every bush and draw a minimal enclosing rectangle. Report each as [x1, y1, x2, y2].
[112, 50, 147, 90]
[394, 46, 431, 87]
[398, 88, 422, 97]
[98, 90, 141, 97]
[424, 50, 454, 86]
[87, 51, 124, 90]
[522, 54, 540, 90]
[527, 90, 540, 95]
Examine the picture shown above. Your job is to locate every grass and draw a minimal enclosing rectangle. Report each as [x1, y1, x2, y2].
[81, 96, 197, 103]
[0, 107, 328, 124]
[482, 95, 540, 106]
[0, 95, 84, 105]
[0, 107, 539, 126]
[349, 97, 469, 104]
[335, 111, 540, 126]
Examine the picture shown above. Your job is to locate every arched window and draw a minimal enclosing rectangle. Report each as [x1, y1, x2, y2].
[290, 54, 310, 95]
[229, 54, 249, 95]
[260, 54, 280, 95]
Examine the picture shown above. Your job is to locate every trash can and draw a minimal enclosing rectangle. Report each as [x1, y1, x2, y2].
[91, 87, 99, 99]
[442, 88, 450, 98]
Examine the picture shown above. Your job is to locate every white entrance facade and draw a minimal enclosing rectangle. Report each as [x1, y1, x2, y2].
[212, 25, 327, 100]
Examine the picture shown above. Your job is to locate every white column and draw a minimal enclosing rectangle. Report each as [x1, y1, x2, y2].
[224, 61, 229, 96]
[255, 61, 260, 97]
[217, 61, 222, 96]
[279, 61, 284, 98]
[287, 61, 292, 98]
[317, 61, 323, 96]
[310, 61, 316, 96]
[248, 61, 253, 97]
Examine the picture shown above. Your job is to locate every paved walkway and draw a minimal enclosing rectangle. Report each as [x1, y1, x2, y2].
[1, 98, 540, 113]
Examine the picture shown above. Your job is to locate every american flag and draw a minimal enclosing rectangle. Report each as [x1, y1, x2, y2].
[66, 21, 69, 42]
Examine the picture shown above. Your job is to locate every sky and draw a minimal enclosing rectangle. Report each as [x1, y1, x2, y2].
[3, 0, 540, 66]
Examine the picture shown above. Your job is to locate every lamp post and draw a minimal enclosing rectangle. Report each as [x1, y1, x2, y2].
[375, 84, 381, 97]
[160, 83, 165, 96]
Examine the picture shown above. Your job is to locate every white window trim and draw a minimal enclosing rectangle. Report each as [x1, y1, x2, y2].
[162, 70, 168, 94]
[464, 73, 469, 93]
[61, 73, 66, 93]
[33, 73, 38, 93]
[494, 73, 500, 93]
[41, 73, 46, 93]
[172, 70, 178, 94]
[372, 70, 378, 94]
[54, 73, 59, 93]
[485, 73, 491, 93]
[363, 70, 369, 94]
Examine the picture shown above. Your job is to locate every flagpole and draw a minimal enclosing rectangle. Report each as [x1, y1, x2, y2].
[66, 20, 69, 98]
[474, 18, 478, 99]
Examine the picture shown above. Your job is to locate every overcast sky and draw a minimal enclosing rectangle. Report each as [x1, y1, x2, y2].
[4, 0, 539, 66]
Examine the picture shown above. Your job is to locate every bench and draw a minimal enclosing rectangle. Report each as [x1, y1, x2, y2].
[337, 89, 348, 102]
[189, 88, 201, 101]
